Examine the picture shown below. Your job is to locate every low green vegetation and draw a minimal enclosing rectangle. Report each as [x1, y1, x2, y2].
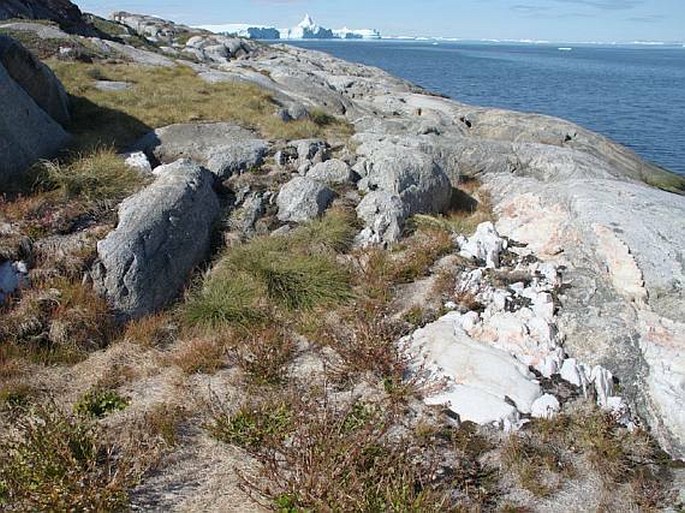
[184, 208, 355, 332]
[209, 398, 293, 451]
[640, 166, 685, 194]
[0, 405, 136, 511]
[73, 388, 130, 418]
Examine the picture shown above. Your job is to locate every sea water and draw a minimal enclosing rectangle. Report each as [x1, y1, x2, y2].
[288, 40, 685, 175]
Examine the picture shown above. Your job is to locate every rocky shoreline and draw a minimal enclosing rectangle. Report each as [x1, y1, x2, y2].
[1, 3, 684, 511]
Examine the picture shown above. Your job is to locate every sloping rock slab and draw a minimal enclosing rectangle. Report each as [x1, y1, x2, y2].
[92, 159, 219, 319]
[0, 35, 70, 125]
[134, 122, 268, 180]
[0, 59, 69, 190]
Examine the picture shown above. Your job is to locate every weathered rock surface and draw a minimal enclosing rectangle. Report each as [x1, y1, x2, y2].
[351, 135, 451, 241]
[183, 34, 255, 63]
[491, 177, 685, 457]
[355, 190, 406, 245]
[0, 35, 70, 125]
[276, 176, 334, 223]
[306, 159, 354, 185]
[0, 260, 27, 303]
[92, 159, 219, 318]
[408, 222, 633, 430]
[0, 0, 94, 35]
[406, 311, 543, 428]
[133, 123, 268, 180]
[0, 55, 70, 190]
[110, 11, 193, 43]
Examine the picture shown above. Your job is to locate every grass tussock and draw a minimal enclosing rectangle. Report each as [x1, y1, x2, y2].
[184, 209, 355, 333]
[41, 146, 149, 204]
[48, 61, 354, 151]
[0, 405, 139, 512]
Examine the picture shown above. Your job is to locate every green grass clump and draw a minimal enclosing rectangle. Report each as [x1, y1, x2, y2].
[74, 388, 130, 418]
[42, 147, 149, 204]
[232, 245, 351, 311]
[184, 211, 355, 330]
[183, 272, 265, 330]
[290, 207, 358, 254]
[0, 405, 134, 511]
[209, 400, 293, 451]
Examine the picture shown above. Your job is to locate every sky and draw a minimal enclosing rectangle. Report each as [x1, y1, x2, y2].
[78, 0, 685, 42]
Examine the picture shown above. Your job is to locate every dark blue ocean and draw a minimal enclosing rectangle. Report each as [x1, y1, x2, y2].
[288, 41, 685, 175]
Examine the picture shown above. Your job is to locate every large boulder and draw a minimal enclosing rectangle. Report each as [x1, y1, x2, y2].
[134, 123, 268, 180]
[491, 175, 685, 458]
[92, 159, 220, 319]
[356, 138, 452, 215]
[0, 57, 69, 190]
[276, 176, 334, 223]
[0, 35, 70, 125]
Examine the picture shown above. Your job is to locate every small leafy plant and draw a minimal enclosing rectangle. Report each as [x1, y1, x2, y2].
[74, 388, 130, 418]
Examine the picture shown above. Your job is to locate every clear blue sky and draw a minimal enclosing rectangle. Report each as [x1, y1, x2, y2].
[79, 0, 684, 42]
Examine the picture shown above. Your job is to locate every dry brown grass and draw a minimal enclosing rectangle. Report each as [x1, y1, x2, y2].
[315, 300, 410, 390]
[166, 336, 227, 375]
[0, 277, 114, 363]
[122, 312, 178, 348]
[525, 403, 673, 509]
[141, 403, 188, 448]
[226, 325, 296, 386]
[48, 61, 354, 151]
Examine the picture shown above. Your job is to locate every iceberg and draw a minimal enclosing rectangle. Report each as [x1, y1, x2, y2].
[280, 14, 334, 40]
[198, 23, 280, 39]
[198, 15, 381, 41]
[333, 26, 381, 40]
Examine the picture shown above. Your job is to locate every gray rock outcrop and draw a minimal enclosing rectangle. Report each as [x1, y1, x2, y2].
[0, 35, 70, 125]
[0, 0, 95, 35]
[276, 176, 334, 223]
[92, 159, 219, 319]
[134, 122, 268, 180]
[0, 51, 70, 190]
[355, 190, 406, 245]
[306, 159, 354, 185]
